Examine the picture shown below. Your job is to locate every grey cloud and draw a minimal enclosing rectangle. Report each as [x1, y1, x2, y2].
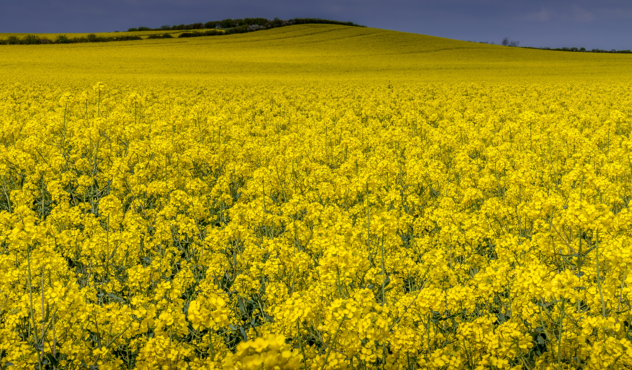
[524, 7, 556, 22]
[564, 6, 594, 22]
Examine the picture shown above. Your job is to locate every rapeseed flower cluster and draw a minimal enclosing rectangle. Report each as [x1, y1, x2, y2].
[1, 79, 632, 370]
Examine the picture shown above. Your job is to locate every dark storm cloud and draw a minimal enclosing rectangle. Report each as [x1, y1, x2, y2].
[1, 0, 631, 49]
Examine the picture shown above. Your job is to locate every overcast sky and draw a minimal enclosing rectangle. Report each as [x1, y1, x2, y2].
[1, 0, 631, 50]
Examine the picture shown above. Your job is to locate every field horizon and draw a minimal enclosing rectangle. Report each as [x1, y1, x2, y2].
[2, 24, 631, 85]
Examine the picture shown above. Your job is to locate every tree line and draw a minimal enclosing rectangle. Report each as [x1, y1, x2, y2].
[127, 18, 365, 32]
[478, 38, 631, 54]
[0, 18, 364, 45]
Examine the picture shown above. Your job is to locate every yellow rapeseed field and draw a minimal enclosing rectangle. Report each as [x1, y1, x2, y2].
[1, 24, 632, 369]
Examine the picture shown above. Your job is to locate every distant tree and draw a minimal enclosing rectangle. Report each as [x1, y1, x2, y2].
[160, 25, 171, 30]
[580, 47, 586, 51]
[244, 18, 268, 26]
[138, 27, 151, 31]
[128, 28, 138, 32]
[501, 38, 519, 47]
[220, 19, 235, 28]
[22, 35, 40, 44]
[55, 34, 69, 44]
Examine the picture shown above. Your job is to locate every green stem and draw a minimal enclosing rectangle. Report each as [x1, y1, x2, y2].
[557, 299, 565, 370]
[298, 321, 308, 370]
[596, 232, 606, 318]
[27, 249, 42, 370]
[320, 316, 346, 370]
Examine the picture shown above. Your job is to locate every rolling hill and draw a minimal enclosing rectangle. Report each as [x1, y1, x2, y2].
[1, 24, 630, 84]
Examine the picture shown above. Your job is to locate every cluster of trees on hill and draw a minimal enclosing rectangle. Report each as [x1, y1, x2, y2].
[535, 47, 632, 53]
[476, 38, 631, 54]
[127, 18, 364, 32]
[501, 37, 519, 47]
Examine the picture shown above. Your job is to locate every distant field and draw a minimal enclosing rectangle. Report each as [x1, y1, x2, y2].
[0, 24, 630, 83]
[1, 24, 632, 369]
